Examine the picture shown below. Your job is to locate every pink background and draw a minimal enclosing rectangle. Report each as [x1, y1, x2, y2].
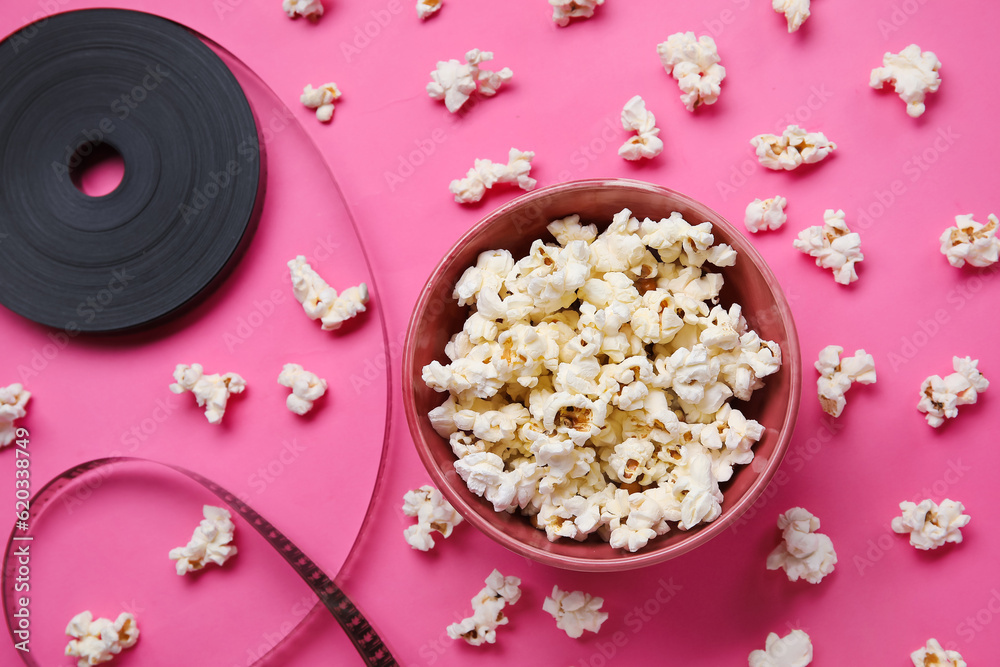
[2, 0, 999, 665]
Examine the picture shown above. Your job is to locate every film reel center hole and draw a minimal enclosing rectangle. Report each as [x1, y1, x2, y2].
[70, 142, 125, 197]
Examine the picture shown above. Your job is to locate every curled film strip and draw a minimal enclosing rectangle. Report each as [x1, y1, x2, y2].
[3, 457, 397, 667]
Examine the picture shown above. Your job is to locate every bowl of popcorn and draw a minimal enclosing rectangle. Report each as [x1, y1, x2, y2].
[404, 179, 801, 571]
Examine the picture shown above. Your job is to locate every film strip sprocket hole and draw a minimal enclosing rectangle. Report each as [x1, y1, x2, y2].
[3, 457, 397, 667]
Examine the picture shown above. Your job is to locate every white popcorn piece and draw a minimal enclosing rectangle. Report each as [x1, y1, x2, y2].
[449, 148, 536, 204]
[65, 611, 139, 667]
[549, 0, 603, 26]
[542, 585, 608, 638]
[917, 356, 989, 428]
[744, 197, 788, 233]
[793, 209, 863, 285]
[766, 507, 837, 584]
[870, 44, 941, 118]
[814, 345, 876, 417]
[749, 629, 813, 667]
[939, 213, 999, 268]
[282, 0, 323, 20]
[416, 0, 442, 19]
[657, 32, 726, 112]
[169, 364, 245, 425]
[892, 498, 970, 551]
[277, 363, 328, 415]
[910, 639, 966, 667]
[168, 505, 238, 575]
[424, 208, 782, 552]
[772, 0, 810, 32]
[618, 95, 663, 161]
[402, 484, 463, 551]
[288, 255, 369, 331]
[447, 569, 521, 646]
[0, 383, 30, 447]
[427, 49, 512, 113]
[751, 125, 836, 171]
[300, 82, 341, 123]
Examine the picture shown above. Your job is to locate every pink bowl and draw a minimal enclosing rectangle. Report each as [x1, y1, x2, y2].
[403, 179, 801, 571]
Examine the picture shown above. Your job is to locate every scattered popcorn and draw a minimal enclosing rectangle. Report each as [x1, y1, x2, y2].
[402, 484, 464, 551]
[749, 629, 813, 667]
[549, 0, 603, 27]
[917, 356, 988, 428]
[657, 32, 726, 112]
[288, 255, 369, 331]
[751, 125, 836, 171]
[543, 585, 608, 638]
[870, 44, 941, 118]
[277, 363, 328, 415]
[282, 0, 323, 20]
[814, 346, 876, 417]
[766, 507, 837, 584]
[449, 148, 536, 204]
[423, 208, 781, 552]
[300, 82, 341, 122]
[744, 197, 788, 233]
[618, 95, 663, 161]
[939, 213, 999, 268]
[169, 364, 246, 424]
[792, 209, 863, 285]
[427, 49, 512, 113]
[65, 611, 139, 667]
[0, 383, 30, 447]
[772, 0, 810, 32]
[910, 639, 966, 667]
[168, 505, 238, 575]
[892, 498, 970, 551]
[447, 569, 521, 646]
[417, 0, 442, 19]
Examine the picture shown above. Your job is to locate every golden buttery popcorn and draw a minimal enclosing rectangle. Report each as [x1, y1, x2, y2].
[618, 95, 663, 161]
[765, 507, 837, 584]
[447, 570, 521, 646]
[0, 383, 30, 447]
[169, 364, 246, 425]
[300, 82, 341, 123]
[657, 32, 726, 112]
[168, 505, 238, 575]
[423, 208, 782, 552]
[65, 611, 139, 667]
[748, 629, 813, 667]
[870, 44, 941, 118]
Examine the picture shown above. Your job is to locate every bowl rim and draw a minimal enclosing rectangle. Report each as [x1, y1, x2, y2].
[403, 178, 801, 571]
